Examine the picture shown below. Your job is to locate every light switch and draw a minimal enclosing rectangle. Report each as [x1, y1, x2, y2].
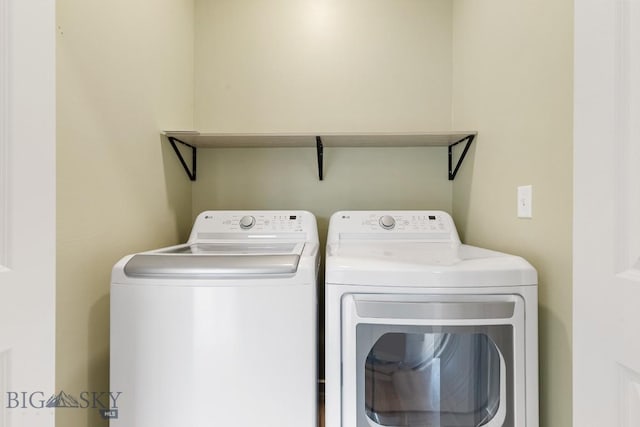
[517, 185, 533, 218]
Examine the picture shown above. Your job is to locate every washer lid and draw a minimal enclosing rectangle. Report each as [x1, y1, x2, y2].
[325, 242, 537, 287]
[124, 242, 304, 278]
[160, 242, 303, 255]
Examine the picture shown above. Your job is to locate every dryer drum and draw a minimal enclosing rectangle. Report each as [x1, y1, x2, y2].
[365, 332, 502, 427]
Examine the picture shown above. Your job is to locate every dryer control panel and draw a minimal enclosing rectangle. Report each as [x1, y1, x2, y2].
[327, 211, 460, 243]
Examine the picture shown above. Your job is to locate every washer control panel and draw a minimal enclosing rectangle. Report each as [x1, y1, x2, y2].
[191, 211, 317, 236]
[328, 211, 460, 243]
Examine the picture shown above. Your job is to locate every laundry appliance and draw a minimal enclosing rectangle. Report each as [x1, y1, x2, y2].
[110, 210, 319, 427]
[325, 211, 538, 427]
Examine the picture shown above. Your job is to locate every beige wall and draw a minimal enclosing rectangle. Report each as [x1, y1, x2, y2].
[56, 0, 194, 425]
[192, 0, 457, 254]
[192, 146, 453, 235]
[451, 1, 573, 426]
[194, 0, 453, 132]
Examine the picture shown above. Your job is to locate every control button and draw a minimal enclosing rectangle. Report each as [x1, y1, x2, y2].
[379, 215, 396, 230]
[239, 215, 256, 229]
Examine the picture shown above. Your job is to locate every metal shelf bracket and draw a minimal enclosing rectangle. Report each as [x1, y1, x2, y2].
[448, 134, 475, 180]
[167, 136, 197, 181]
[316, 136, 324, 181]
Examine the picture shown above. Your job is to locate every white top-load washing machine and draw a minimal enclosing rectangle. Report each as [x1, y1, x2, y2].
[325, 211, 538, 427]
[111, 211, 319, 427]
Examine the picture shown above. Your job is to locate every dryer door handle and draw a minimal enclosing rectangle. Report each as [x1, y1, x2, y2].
[354, 300, 515, 320]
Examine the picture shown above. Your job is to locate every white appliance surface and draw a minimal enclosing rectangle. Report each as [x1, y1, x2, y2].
[110, 211, 319, 427]
[324, 210, 538, 427]
[326, 210, 536, 287]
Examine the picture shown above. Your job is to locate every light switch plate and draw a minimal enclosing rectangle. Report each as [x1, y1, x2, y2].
[517, 185, 533, 218]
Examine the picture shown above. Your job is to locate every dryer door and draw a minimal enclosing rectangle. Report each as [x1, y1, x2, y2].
[341, 294, 526, 427]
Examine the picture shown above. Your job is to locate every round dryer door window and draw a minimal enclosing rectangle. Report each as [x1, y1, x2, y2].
[364, 329, 508, 426]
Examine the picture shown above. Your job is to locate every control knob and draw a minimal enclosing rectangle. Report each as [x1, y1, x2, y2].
[379, 215, 396, 230]
[239, 215, 256, 229]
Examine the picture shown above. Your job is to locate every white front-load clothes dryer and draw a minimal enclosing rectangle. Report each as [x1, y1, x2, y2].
[325, 211, 538, 427]
[110, 211, 319, 427]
